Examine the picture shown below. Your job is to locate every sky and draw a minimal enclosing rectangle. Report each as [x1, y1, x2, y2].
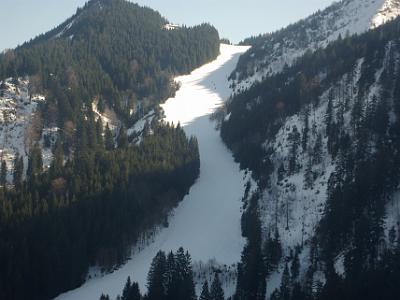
[0, 0, 336, 51]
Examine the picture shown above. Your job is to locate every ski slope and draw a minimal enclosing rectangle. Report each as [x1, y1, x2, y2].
[55, 44, 250, 300]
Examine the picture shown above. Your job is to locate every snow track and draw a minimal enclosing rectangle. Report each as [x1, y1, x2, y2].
[55, 44, 250, 300]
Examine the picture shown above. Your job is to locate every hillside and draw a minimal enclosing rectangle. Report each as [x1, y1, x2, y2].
[230, 0, 400, 93]
[221, 15, 400, 300]
[0, 0, 219, 177]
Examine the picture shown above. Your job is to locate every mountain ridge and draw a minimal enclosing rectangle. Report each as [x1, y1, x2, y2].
[231, 0, 400, 93]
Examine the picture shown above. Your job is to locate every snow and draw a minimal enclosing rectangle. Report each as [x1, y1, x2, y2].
[163, 23, 180, 30]
[384, 190, 400, 242]
[233, 0, 400, 93]
[127, 110, 155, 143]
[55, 44, 250, 300]
[251, 56, 375, 296]
[92, 100, 120, 130]
[0, 77, 51, 182]
[55, 20, 75, 38]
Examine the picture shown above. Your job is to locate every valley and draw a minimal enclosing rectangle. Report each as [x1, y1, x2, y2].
[56, 44, 250, 300]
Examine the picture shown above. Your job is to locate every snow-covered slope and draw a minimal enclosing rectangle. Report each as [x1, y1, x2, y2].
[0, 78, 55, 182]
[55, 44, 250, 300]
[231, 0, 400, 92]
[223, 18, 400, 295]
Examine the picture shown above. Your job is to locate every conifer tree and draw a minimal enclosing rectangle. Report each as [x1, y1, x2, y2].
[0, 160, 7, 186]
[96, 118, 104, 148]
[210, 273, 225, 300]
[280, 263, 291, 300]
[118, 125, 129, 149]
[128, 282, 141, 300]
[291, 252, 300, 281]
[312, 133, 323, 165]
[302, 108, 310, 152]
[27, 144, 43, 184]
[99, 294, 110, 300]
[105, 123, 115, 151]
[288, 126, 301, 174]
[147, 251, 167, 300]
[200, 280, 211, 300]
[165, 251, 178, 300]
[304, 156, 314, 189]
[325, 89, 334, 138]
[13, 153, 23, 188]
[50, 138, 64, 178]
[122, 276, 132, 300]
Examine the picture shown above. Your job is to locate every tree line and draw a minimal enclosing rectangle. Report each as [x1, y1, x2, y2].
[100, 247, 226, 300]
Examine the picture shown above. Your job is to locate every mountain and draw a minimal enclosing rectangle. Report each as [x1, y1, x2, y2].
[0, 1, 221, 299]
[0, 0, 219, 171]
[230, 0, 400, 93]
[222, 9, 400, 300]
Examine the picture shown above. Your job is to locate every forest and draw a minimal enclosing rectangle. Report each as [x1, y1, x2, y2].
[0, 0, 220, 123]
[0, 119, 200, 300]
[99, 248, 226, 300]
[0, 0, 221, 299]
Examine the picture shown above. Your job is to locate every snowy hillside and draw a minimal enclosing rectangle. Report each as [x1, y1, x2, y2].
[55, 44, 250, 300]
[0, 78, 55, 183]
[222, 17, 400, 298]
[231, 0, 400, 92]
[261, 58, 366, 296]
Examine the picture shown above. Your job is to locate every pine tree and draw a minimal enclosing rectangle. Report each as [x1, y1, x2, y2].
[117, 125, 129, 149]
[291, 252, 300, 281]
[96, 118, 104, 148]
[99, 294, 110, 300]
[200, 280, 211, 300]
[49, 138, 64, 179]
[13, 153, 23, 188]
[280, 263, 291, 300]
[325, 89, 334, 138]
[304, 156, 314, 189]
[302, 108, 310, 152]
[312, 133, 323, 165]
[0, 160, 7, 186]
[210, 273, 224, 300]
[165, 251, 178, 300]
[147, 251, 167, 300]
[105, 123, 115, 151]
[277, 163, 286, 183]
[180, 251, 196, 300]
[389, 226, 397, 248]
[175, 247, 196, 300]
[288, 126, 301, 174]
[128, 282, 141, 300]
[236, 193, 266, 300]
[27, 144, 43, 184]
[122, 276, 132, 300]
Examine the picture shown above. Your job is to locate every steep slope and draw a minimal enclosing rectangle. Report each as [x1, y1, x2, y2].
[56, 44, 250, 300]
[231, 0, 400, 93]
[222, 17, 400, 299]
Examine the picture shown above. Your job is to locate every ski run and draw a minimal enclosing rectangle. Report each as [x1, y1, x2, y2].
[55, 44, 250, 300]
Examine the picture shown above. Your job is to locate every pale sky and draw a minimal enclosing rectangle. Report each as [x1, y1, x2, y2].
[0, 0, 336, 51]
